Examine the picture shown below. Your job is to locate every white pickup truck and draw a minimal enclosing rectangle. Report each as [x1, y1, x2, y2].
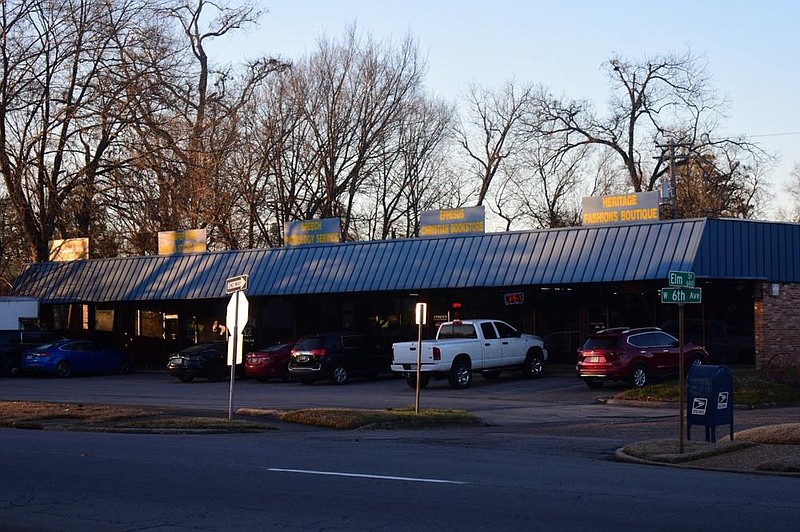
[391, 319, 547, 389]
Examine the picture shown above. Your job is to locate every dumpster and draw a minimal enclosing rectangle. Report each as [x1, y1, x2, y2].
[686, 365, 734, 442]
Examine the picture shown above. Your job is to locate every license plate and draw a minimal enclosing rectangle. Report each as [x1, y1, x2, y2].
[588, 356, 600, 363]
[296, 355, 309, 363]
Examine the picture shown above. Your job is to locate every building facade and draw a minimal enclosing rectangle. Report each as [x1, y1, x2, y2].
[12, 218, 800, 369]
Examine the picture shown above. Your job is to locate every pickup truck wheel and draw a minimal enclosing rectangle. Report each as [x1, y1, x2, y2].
[448, 358, 472, 389]
[331, 366, 348, 385]
[522, 350, 544, 379]
[406, 373, 430, 389]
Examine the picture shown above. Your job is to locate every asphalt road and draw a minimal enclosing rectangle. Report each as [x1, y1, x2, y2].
[3, 423, 799, 531]
[3, 370, 800, 531]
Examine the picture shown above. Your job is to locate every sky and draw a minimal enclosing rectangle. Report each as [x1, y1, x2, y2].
[216, 0, 800, 218]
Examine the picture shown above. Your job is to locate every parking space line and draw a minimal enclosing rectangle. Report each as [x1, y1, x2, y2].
[267, 468, 466, 484]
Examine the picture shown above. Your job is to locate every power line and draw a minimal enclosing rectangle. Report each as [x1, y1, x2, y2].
[749, 131, 800, 138]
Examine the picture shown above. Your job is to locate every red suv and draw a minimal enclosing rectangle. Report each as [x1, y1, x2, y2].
[576, 327, 709, 388]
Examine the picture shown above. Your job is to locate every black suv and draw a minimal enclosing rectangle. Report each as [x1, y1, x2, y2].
[288, 332, 392, 384]
[166, 342, 232, 382]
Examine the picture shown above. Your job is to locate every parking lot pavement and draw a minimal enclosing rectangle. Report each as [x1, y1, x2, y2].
[0, 370, 669, 427]
[2, 371, 796, 437]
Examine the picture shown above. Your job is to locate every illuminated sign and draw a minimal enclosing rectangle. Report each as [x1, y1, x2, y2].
[581, 192, 660, 226]
[48, 238, 89, 261]
[504, 292, 525, 305]
[158, 229, 207, 255]
[284, 218, 341, 246]
[419, 206, 485, 237]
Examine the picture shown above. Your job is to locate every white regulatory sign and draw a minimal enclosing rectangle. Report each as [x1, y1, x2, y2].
[225, 274, 249, 294]
[226, 292, 249, 365]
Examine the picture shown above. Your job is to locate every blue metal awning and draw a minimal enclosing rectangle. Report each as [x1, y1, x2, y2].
[11, 218, 800, 304]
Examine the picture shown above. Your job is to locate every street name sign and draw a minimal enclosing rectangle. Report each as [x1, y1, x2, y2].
[668, 270, 695, 288]
[661, 287, 702, 304]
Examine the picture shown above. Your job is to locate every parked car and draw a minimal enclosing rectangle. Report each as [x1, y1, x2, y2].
[1, 330, 61, 377]
[288, 332, 392, 384]
[166, 342, 233, 382]
[19, 339, 132, 378]
[659, 319, 754, 365]
[576, 327, 709, 388]
[245, 341, 297, 382]
[391, 319, 547, 389]
[542, 330, 582, 364]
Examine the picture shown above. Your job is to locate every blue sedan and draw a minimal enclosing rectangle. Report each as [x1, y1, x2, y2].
[20, 339, 132, 378]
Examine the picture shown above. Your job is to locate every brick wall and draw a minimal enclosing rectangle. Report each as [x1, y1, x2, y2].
[754, 283, 800, 368]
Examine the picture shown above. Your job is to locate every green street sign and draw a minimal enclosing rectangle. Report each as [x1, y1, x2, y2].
[668, 270, 695, 288]
[661, 287, 702, 304]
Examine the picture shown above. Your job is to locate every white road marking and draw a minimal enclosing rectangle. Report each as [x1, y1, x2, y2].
[268, 468, 466, 484]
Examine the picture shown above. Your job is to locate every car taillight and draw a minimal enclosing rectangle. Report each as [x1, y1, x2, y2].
[311, 349, 328, 358]
[432, 347, 441, 361]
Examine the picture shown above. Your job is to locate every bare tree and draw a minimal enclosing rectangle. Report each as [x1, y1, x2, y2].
[0, 0, 159, 261]
[109, 0, 285, 252]
[453, 81, 536, 207]
[259, 26, 427, 241]
[788, 163, 800, 222]
[360, 94, 454, 239]
[673, 142, 770, 219]
[536, 50, 771, 217]
[508, 136, 592, 229]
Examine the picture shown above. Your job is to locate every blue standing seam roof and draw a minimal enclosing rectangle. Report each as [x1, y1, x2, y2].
[11, 218, 800, 304]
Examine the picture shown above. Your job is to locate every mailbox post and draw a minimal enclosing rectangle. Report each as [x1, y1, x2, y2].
[687, 365, 734, 442]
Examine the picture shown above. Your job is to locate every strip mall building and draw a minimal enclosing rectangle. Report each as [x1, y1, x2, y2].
[11, 217, 800, 369]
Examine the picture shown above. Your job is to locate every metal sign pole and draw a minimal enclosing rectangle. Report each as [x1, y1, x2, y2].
[678, 302, 685, 453]
[414, 302, 427, 414]
[415, 320, 423, 414]
[228, 291, 239, 420]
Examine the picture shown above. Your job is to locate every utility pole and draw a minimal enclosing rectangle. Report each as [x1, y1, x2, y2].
[656, 139, 690, 219]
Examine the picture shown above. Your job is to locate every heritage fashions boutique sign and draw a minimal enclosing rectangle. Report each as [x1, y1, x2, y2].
[581, 191, 660, 226]
[419, 206, 486, 237]
[284, 218, 341, 246]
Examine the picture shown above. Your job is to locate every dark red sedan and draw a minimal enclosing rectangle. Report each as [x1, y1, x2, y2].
[244, 341, 296, 382]
[576, 327, 709, 388]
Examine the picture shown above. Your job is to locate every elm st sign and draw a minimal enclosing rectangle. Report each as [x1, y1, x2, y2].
[661, 270, 702, 304]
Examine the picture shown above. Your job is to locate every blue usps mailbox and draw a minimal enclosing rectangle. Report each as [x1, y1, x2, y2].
[686, 365, 734, 442]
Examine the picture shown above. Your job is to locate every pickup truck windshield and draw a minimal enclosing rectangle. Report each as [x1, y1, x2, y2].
[438, 324, 478, 339]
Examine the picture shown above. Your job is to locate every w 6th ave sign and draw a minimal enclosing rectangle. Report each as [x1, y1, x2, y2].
[661, 287, 702, 304]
